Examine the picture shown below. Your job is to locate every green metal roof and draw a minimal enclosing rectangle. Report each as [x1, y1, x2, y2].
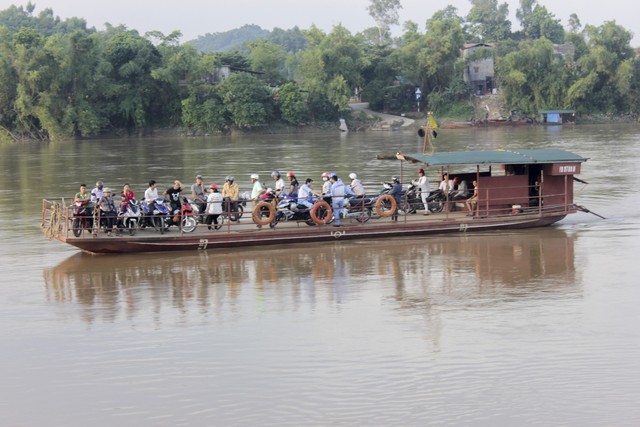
[398, 149, 587, 166]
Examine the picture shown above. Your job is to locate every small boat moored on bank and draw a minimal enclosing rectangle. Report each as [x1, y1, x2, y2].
[41, 148, 592, 254]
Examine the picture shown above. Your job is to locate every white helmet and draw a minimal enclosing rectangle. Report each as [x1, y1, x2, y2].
[250, 173, 259, 180]
[349, 173, 357, 180]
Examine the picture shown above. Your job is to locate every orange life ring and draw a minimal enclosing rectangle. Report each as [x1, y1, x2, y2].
[252, 202, 275, 225]
[310, 201, 333, 225]
[375, 194, 397, 217]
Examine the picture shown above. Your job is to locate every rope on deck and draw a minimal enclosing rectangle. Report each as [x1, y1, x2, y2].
[44, 202, 64, 240]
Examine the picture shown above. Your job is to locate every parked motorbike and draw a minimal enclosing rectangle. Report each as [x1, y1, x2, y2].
[341, 195, 376, 223]
[71, 199, 94, 237]
[166, 197, 197, 233]
[270, 195, 317, 227]
[117, 198, 142, 236]
[140, 197, 169, 234]
[404, 183, 446, 214]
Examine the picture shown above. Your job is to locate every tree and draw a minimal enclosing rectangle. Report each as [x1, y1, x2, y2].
[219, 72, 274, 127]
[519, 3, 564, 43]
[567, 13, 581, 33]
[367, 0, 402, 45]
[248, 39, 286, 84]
[275, 81, 307, 125]
[466, 0, 511, 42]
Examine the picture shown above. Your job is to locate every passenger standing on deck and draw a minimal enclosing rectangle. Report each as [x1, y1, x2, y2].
[98, 187, 117, 234]
[205, 183, 223, 230]
[390, 176, 402, 222]
[330, 173, 346, 226]
[466, 180, 478, 216]
[412, 168, 430, 215]
[321, 172, 332, 202]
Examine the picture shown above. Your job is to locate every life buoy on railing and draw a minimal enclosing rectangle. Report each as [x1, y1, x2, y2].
[310, 201, 332, 225]
[252, 202, 275, 225]
[375, 194, 397, 217]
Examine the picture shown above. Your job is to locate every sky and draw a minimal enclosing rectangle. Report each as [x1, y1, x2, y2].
[1, 0, 637, 45]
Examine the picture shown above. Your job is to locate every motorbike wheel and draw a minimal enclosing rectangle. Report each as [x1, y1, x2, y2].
[305, 218, 317, 226]
[154, 216, 165, 234]
[182, 216, 197, 233]
[72, 218, 82, 237]
[230, 204, 243, 222]
[128, 219, 137, 236]
[355, 208, 372, 223]
[428, 200, 444, 214]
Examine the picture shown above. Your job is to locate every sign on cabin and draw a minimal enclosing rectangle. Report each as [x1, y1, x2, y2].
[545, 163, 581, 175]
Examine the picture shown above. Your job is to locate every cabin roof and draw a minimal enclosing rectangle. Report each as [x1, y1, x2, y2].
[396, 149, 587, 166]
[538, 109, 576, 114]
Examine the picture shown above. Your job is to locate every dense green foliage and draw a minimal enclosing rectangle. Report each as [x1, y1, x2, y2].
[1, 1, 639, 141]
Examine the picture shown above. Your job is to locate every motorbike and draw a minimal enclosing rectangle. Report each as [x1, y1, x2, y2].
[140, 197, 170, 234]
[166, 197, 197, 233]
[117, 198, 142, 236]
[70, 199, 94, 237]
[338, 195, 376, 223]
[403, 183, 446, 214]
[270, 195, 317, 227]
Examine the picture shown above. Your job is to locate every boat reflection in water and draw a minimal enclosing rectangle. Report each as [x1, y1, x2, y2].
[43, 228, 578, 323]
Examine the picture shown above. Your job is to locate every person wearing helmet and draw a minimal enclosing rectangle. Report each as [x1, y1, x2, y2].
[286, 172, 299, 197]
[250, 174, 264, 202]
[90, 180, 105, 203]
[191, 175, 207, 214]
[98, 187, 117, 234]
[222, 175, 239, 216]
[412, 168, 430, 215]
[329, 173, 347, 226]
[272, 171, 285, 197]
[205, 183, 223, 230]
[348, 172, 365, 197]
[321, 172, 332, 199]
[390, 176, 402, 222]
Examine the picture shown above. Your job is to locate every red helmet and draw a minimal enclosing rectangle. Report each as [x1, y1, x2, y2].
[287, 171, 295, 178]
[210, 183, 218, 190]
[418, 168, 425, 174]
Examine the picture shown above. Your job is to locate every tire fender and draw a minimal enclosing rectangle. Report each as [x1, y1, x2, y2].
[310, 201, 333, 225]
[252, 202, 275, 225]
[375, 194, 397, 217]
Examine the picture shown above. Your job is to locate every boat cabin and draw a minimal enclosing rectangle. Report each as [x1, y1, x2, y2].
[538, 109, 576, 124]
[396, 149, 586, 217]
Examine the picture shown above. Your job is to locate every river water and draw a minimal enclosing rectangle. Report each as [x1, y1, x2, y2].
[1, 124, 639, 426]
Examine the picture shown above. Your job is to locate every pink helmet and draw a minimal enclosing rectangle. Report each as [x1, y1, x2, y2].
[321, 171, 329, 178]
[210, 183, 218, 190]
[287, 171, 295, 178]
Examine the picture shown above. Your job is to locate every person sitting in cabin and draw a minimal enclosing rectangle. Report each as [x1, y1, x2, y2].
[438, 173, 454, 194]
[452, 179, 470, 200]
[466, 180, 478, 216]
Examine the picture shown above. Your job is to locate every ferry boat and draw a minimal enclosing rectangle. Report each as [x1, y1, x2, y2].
[41, 148, 592, 254]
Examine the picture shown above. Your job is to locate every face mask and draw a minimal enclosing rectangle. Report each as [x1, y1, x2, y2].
[322, 177, 328, 181]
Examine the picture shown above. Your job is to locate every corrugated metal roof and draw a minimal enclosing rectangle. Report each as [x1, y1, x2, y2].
[398, 149, 587, 166]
